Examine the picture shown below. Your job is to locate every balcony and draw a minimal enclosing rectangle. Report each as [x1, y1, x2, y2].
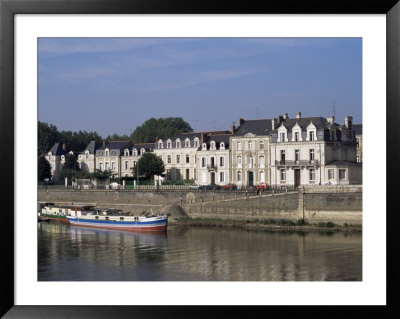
[275, 160, 319, 168]
[207, 164, 217, 171]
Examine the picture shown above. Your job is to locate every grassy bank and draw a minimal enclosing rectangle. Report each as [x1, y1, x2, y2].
[173, 217, 362, 232]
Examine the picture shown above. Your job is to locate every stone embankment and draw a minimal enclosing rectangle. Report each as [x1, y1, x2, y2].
[38, 185, 362, 228]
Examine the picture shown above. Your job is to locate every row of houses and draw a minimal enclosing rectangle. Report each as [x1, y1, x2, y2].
[45, 112, 363, 187]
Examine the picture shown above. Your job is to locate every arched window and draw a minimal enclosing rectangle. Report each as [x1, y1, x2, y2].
[248, 141, 253, 150]
[105, 149, 109, 156]
[202, 143, 207, 150]
[220, 142, 225, 149]
[167, 140, 172, 148]
[185, 139, 190, 147]
[210, 141, 215, 150]
[237, 141, 242, 151]
[158, 140, 163, 149]
[124, 149, 129, 156]
[133, 149, 138, 156]
[176, 139, 181, 148]
[259, 140, 264, 150]
[194, 138, 200, 147]
[140, 148, 145, 155]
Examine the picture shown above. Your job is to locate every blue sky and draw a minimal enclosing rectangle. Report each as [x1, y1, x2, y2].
[38, 38, 362, 137]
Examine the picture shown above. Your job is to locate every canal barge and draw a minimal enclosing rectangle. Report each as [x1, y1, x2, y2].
[66, 208, 168, 232]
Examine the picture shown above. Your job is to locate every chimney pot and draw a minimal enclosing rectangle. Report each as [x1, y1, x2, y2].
[238, 118, 245, 126]
[296, 112, 301, 119]
[231, 122, 236, 134]
[344, 116, 353, 128]
[327, 116, 335, 124]
[282, 113, 288, 120]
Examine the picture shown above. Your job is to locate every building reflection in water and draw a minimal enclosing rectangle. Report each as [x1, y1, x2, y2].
[38, 222, 361, 281]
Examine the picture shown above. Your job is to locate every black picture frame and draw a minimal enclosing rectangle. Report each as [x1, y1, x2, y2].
[1, 0, 399, 318]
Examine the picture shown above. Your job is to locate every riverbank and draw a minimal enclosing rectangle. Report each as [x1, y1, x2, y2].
[173, 217, 362, 233]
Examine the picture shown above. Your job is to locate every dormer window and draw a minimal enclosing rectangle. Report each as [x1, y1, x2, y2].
[202, 143, 207, 150]
[158, 140, 163, 149]
[280, 133, 286, 142]
[85, 151, 89, 159]
[176, 139, 181, 148]
[124, 149, 129, 156]
[210, 141, 216, 150]
[194, 138, 199, 147]
[133, 149, 138, 156]
[167, 140, 172, 148]
[309, 131, 315, 141]
[140, 148, 145, 155]
[61, 155, 65, 160]
[185, 139, 190, 147]
[306, 123, 317, 142]
[105, 149, 109, 156]
[220, 142, 225, 150]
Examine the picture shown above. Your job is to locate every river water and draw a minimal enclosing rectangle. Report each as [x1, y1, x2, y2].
[38, 222, 362, 281]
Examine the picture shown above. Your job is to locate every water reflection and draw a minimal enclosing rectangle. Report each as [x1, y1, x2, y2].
[38, 222, 362, 281]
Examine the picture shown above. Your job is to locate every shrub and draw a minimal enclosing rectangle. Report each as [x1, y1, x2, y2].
[326, 222, 335, 228]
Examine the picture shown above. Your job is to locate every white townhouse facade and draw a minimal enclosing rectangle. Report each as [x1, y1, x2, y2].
[45, 142, 68, 183]
[120, 143, 155, 177]
[196, 133, 232, 185]
[95, 141, 133, 179]
[77, 141, 97, 173]
[230, 118, 272, 187]
[353, 124, 362, 163]
[270, 113, 362, 186]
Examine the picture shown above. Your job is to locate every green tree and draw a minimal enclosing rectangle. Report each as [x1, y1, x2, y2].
[130, 117, 193, 143]
[38, 121, 60, 155]
[132, 152, 165, 180]
[91, 169, 115, 182]
[60, 153, 80, 180]
[38, 156, 51, 182]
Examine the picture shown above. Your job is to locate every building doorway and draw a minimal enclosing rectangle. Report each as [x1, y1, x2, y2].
[294, 169, 301, 188]
[186, 169, 190, 180]
[210, 172, 215, 184]
[248, 171, 254, 187]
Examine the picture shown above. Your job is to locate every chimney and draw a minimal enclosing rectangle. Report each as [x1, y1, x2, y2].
[296, 112, 301, 119]
[62, 143, 66, 151]
[231, 122, 236, 134]
[327, 116, 335, 124]
[282, 113, 289, 120]
[344, 116, 353, 128]
[238, 118, 245, 126]
[201, 132, 207, 145]
[271, 118, 275, 130]
[277, 115, 284, 125]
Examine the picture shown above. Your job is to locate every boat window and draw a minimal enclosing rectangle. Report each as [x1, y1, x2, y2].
[105, 217, 109, 220]
[120, 217, 124, 221]
[95, 216, 99, 219]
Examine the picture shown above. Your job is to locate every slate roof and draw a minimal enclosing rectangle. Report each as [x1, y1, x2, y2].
[233, 119, 273, 136]
[325, 160, 361, 166]
[353, 124, 362, 135]
[156, 130, 231, 149]
[97, 141, 133, 151]
[84, 141, 98, 154]
[276, 117, 337, 131]
[132, 143, 155, 152]
[48, 143, 67, 155]
[199, 134, 232, 150]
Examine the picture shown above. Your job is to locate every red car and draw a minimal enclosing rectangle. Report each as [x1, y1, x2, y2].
[256, 182, 270, 190]
[221, 183, 237, 190]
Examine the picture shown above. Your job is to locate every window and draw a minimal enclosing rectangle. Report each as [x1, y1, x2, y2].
[259, 140, 264, 150]
[186, 154, 190, 163]
[86, 153, 89, 159]
[220, 156, 224, 167]
[176, 169, 181, 180]
[259, 156, 265, 167]
[202, 143, 207, 150]
[99, 162, 103, 170]
[356, 138, 360, 149]
[294, 132, 299, 142]
[105, 162, 109, 170]
[309, 149, 315, 161]
[120, 217, 124, 221]
[210, 157, 215, 168]
[133, 161, 137, 168]
[167, 141, 172, 148]
[280, 169, 286, 181]
[176, 155, 180, 164]
[281, 150, 286, 163]
[167, 155, 171, 164]
[339, 169, 346, 180]
[105, 150, 109, 156]
[309, 131, 314, 141]
[125, 161, 128, 170]
[140, 149, 145, 155]
[194, 139, 199, 147]
[176, 140, 181, 148]
[237, 156, 242, 168]
[166, 169, 172, 180]
[237, 171, 242, 182]
[248, 156, 253, 168]
[194, 168, 197, 179]
[260, 171, 265, 183]
[357, 155, 360, 163]
[280, 133, 285, 142]
[237, 142, 242, 151]
[328, 169, 334, 180]
[133, 149, 138, 156]
[202, 157, 206, 168]
[220, 172, 224, 182]
[185, 140, 190, 148]
[220, 142, 225, 149]
[159, 141, 163, 148]
[111, 162, 115, 170]
[295, 150, 300, 162]
[309, 169, 315, 181]
[124, 149, 129, 156]
[248, 141, 253, 150]
[210, 141, 215, 150]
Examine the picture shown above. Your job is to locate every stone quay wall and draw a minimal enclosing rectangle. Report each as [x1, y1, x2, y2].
[38, 185, 362, 225]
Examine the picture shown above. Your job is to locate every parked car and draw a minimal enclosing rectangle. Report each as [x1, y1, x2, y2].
[256, 182, 270, 190]
[221, 183, 237, 190]
[188, 184, 200, 190]
[199, 183, 221, 190]
[110, 182, 119, 190]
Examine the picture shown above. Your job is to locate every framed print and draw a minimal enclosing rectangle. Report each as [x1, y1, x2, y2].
[1, 0, 399, 318]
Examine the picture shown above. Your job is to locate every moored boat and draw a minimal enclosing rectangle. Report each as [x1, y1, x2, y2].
[66, 209, 168, 232]
[38, 202, 95, 223]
